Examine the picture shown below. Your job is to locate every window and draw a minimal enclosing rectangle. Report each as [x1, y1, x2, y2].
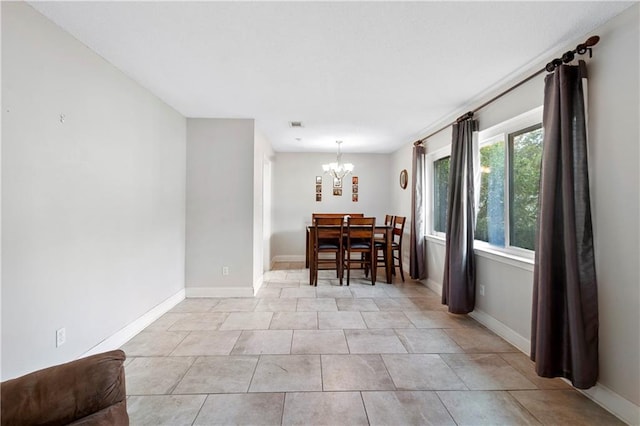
[426, 145, 451, 237]
[476, 136, 505, 246]
[433, 156, 450, 233]
[477, 107, 543, 254]
[509, 125, 543, 250]
[426, 107, 542, 256]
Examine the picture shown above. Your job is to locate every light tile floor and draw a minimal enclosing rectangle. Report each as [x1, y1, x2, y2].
[122, 263, 624, 425]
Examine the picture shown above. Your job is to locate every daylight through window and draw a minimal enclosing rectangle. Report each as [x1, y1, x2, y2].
[433, 156, 450, 234]
[428, 107, 543, 256]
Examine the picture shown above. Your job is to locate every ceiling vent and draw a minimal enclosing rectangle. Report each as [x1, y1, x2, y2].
[289, 121, 303, 128]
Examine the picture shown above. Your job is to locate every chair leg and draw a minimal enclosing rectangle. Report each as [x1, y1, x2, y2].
[382, 247, 392, 284]
[363, 252, 370, 277]
[346, 250, 351, 286]
[391, 246, 396, 276]
[370, 252, 376, 286]
[396, 247, 405, 282]
[312, 253, 317, 287]
[382, 247, 389, 276]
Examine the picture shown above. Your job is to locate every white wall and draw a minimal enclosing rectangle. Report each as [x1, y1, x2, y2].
[390, 143, 414, 269]
[390, 143, 413, 219]
[418, 5, 639, 422]
[1, 2, 187, 379]
[253, 130, 274, 289]
[423, 127, 452, 289]
[185, 119, 255, 296]
[271, 153, 392, 260]
[586, 5, 639, 414]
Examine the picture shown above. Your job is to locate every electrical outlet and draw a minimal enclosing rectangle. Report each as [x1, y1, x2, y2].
[222, 266, 229, 276]
[56, 328, 66, 347]
[479, 285, 485, 296]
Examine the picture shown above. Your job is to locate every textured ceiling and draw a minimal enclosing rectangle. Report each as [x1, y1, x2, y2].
[29, 1, 633, 153]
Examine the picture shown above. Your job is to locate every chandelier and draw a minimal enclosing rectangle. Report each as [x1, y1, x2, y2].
[322, 141, 354, 179]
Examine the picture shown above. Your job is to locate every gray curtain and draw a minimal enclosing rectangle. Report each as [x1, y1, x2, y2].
[442, 116, 477, 314]
[410, 144, 426, 280]
[531, 61, 599, 389]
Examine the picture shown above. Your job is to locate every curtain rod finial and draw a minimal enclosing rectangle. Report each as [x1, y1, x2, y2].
[577, 35, 600, 56]
[585, 35, 600, 47]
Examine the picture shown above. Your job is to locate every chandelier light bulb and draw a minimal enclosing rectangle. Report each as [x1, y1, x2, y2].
[322, 141, 354, 179]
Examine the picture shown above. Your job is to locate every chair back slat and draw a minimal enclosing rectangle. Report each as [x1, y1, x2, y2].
[393, 216, 406, 240]
[312, 213, 364, 222]
[346, 217, 376, 240]
[389, 216, 406, 246]
[343, 216, 377, 285]
[314, 217, 344, 241]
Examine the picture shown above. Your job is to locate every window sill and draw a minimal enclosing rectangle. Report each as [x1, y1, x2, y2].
[425, 234, 445, 245]
[425, 234, 534, 272]
[474, 245, 534, 272]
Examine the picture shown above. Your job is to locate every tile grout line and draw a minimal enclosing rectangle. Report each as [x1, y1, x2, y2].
[168, 355, 198, 395]
[507, 389, 547, 425]
[359, 391, 372, 425]
[245, 353, 262, 394]
[127, 267, 612, 424]
[189, 393, 209, 426]
[434, 390, 460, 425]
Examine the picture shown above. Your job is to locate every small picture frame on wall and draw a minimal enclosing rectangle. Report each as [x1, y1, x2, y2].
[333, 188, 342, 196]
[315, 184, 322, 193]
[316, 176, 322, 184]
[352, 193, 358, 202]
[352, 184, 358, 194]
[316, 193, 322, 202]
[352, 176, 358, 185]
[333, 177, 342, 188]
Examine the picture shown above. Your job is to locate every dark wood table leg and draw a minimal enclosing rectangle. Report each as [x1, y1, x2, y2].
[308, 226, 314, 285]
[305, 228, 310, 268]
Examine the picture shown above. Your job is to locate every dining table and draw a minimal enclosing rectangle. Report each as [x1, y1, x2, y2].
[306, 223, 394, 285]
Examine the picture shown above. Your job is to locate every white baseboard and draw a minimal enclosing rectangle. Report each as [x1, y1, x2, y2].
[579, 382, 639, 425]
[471, 308, 639, 424]
[272, 255, 305, 263]
[425, 278, 443, 295]
[468, 309, 531, 355]
[81, 288, 185, 358]
[253, 275, 265, 295]
[185, 286, 254, 298]
[430, 277, 638, 424]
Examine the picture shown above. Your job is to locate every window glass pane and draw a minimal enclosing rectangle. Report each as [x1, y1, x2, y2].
[476, 140, 505, 246]
[509, 125, 543, 250]
[433, 156, 450, 233]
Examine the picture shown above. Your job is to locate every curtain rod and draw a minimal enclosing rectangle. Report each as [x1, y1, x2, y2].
[414, 35, 600, 146]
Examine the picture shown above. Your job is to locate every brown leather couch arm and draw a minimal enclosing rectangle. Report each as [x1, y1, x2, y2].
[1, 349, 128, 426]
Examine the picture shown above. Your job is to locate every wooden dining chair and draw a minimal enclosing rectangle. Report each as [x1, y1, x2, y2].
[306, 213, 365, 268]
[375, 215, 406, 282]
[375, 215, 394, 244]
[388, 216, 406, 281]
[343, 217, 376, 286]
[311, 217, 344, 286]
